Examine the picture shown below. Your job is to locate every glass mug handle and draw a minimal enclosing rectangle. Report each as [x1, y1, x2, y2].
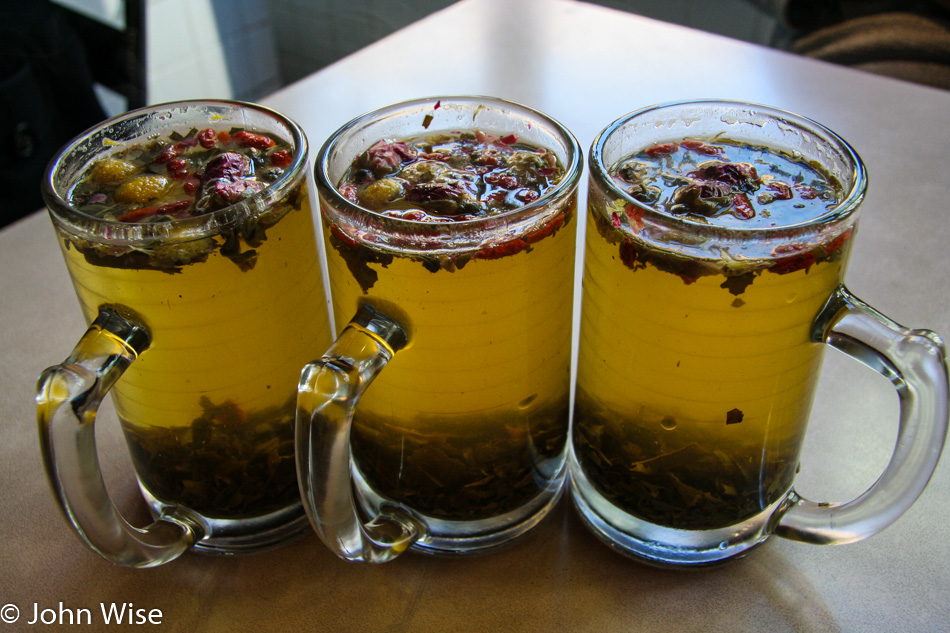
[777, 285, 949, 544]
[36, 306, 201, 567]
[296, 302, 425, 563]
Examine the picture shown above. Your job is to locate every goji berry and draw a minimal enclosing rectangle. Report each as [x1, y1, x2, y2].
[117, 206, 158, 222]
[217, 130, 231, 144]
[766, 181, 793, 200]
[645, 142, 678, 157]
[515, 189, 539, 203]
[198, 128, 217, 148]
[329, 224, 360, 247]
[167, 158, 189, 180]
[732, 193, 755, 219]
[823, 228, 853, 256]
[524, 214, 564, 243]
[117, 199, 191, 222]
[772, 250, 816, 274]
[478, 238, 529, 259]
[681, 140, 722, 155]
[485, 172, 518, 189]
[233, 131, 275, 150]
[270, 149, 293, 167]
[498, 133, 518, 145]
[155, 141, 190, 164]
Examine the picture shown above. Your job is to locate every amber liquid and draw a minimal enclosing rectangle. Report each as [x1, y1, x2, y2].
[59, 189, 331, 519]
[322, 212, 576, 521]
[573, 210, 851, 530]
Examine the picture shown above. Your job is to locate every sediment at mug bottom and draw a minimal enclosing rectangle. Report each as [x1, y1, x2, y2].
[568, 451, 787, 568]
[140, 485, 310, 556]
[353, 466, 567, 557]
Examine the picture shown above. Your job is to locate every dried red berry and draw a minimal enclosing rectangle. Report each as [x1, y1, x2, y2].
[233, 131, 276, 150]
[681, 140, 723, 156]
[155, 139, 196, 164]
[732, 192, 755, 219]
[167, 158, 189, 180]
[198, 128, 217, 148]
[645, 143, 678, 157]
[270, 149, 293, 167]
[478, 238, 529, 260]
[766, 181, 793, 200]
[515, 189, 539, 203]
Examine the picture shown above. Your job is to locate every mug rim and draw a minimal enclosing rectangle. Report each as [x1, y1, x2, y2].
[313, 95, 582, 235]
[42, 99, 309, 245]
[588, 98, 868, 239]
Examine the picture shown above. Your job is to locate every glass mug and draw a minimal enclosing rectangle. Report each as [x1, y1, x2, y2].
[570, 100, 949, 566]
[296, 96, 581, 562]
[37, 100, 333, 567]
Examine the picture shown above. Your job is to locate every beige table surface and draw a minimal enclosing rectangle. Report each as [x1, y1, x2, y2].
[2, 0, 949, 631]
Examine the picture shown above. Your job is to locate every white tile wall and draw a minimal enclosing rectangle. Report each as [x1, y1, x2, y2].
[146, 0, 280, 104]
[139, 0, 778, 106]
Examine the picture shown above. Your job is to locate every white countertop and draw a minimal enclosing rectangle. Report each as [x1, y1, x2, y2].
[1, 1, 948, 631]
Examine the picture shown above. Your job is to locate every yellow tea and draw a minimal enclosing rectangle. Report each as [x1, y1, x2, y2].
[323, 130, 576, 521]
[573, 139, 852, 530]
[58, 130, 331, 520]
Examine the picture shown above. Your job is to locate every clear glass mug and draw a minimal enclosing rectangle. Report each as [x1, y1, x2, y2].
[37, 100, 333, 567]
[571, 100, 949, 566]
[297, 96, 581, 562]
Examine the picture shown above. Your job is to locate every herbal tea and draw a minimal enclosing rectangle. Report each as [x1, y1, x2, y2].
[324, 129, 575, 521]
[59, 127, 331, 520]
[574, 138, 851, 530]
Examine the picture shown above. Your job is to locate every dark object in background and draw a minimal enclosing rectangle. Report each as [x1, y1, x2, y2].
[752, 0, 950, 90]
[0, 0, 145, 227]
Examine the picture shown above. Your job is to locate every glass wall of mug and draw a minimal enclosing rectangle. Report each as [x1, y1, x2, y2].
[38, 100, 333, 567]
[571, 100, 948, 567]
[298, 96, 581, 562]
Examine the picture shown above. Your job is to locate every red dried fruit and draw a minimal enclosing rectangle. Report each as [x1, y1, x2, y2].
[681, 140, 723, 156]
[233, 131, 276, 150]
[771, 250, 817, 274]
[166, 158, 189, 180]
[361, 140, 417, 176]
[732, 192, 755, 219]
[485, 172, 518, 189]
[691, 161, 759, 189]
[202, 152, 249, 182]
[117, 199, 192, 222]
[405, 182, 465, 203]
[270, 149, 293, 167]
[478, 238, 529, 260]
[524, 214, 564, 243]
[515, 189, 540, 203]
[155, 138, 197, 164]
[765, 181, 793, 200]
[645, 143, 678, 157]
[197, 128, 217, 148]
[329, 224, 360, 247]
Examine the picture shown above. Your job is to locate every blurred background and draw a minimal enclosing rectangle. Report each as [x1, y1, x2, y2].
[2, 0, 949, 226]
